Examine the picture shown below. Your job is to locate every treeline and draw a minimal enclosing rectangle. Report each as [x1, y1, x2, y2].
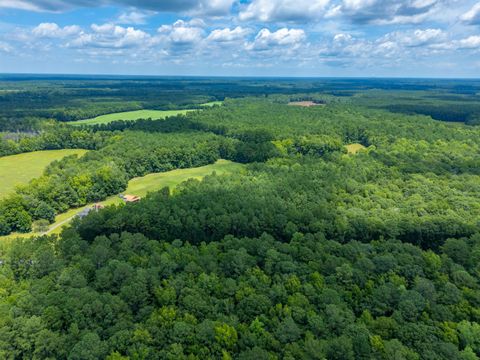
[351, 90, 480, 125]
[0, 131, 235, 235]
[385, 104, 480, 125]
[43, 101, 143, 122]
[0, 123, 112, 157]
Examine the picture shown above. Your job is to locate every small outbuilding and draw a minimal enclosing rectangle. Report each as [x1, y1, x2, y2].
[121, 194, 141, 203]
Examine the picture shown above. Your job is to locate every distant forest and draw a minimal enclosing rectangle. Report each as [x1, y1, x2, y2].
[1, 76, 480, 124]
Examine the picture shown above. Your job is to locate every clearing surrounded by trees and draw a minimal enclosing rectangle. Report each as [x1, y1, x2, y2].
[288, 101, 326, 107]
[70, 109, 193, 125]
[0, 149, 87, 198]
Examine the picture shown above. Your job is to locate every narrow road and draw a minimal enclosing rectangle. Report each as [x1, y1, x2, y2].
[43, 215, 77, 235]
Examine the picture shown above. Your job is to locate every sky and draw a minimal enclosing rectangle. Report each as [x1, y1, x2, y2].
[0, 0, 480, 77]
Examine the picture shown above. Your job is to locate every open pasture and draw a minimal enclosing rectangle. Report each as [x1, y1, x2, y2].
[0, 149, 87, 198]
[125, 159, 243, 198]
[69, 109, 193, 125]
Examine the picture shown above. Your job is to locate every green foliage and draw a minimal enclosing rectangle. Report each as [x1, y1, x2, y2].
[1, 78, 480, 359]
[32, 219, 50, 233]
[0, 228, 478, 359]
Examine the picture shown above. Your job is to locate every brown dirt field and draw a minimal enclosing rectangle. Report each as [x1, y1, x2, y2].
[288, 101, 325, 107]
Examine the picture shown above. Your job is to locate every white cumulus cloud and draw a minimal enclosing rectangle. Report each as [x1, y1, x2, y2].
[117, 10, 154, 25]
[239, 0, 330, 22]
[381, 28, 446, 47]
[32, 22, 81, 38]
[247, 28, 306, 51]
[460, 2, 480, 25]
[337, 0, 445, 24]
[456, 35, 480, 49]
[68, 23, 149, 49]
[188, 0, 235, 16]
[207, 27, 250, 42]
[157, 20, 205, 45]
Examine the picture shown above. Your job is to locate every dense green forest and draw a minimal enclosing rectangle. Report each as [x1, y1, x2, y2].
[0, 77, 479, 359]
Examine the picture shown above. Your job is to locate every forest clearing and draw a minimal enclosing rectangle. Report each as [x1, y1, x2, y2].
[0, 149, 87, 198]
[69, 109, 193, 125]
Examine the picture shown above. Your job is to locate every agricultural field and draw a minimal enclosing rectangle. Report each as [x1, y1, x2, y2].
[69, 109, 193, 125]
[0, 149, 87, 198]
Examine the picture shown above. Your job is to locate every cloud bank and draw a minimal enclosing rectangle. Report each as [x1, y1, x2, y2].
[0, 0, 479, 76]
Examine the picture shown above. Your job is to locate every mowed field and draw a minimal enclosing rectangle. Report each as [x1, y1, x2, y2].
[69, 109, 193, 126]
[0, 149, 87, 198]
[125, 159, 243, 197]
[0, 159, 244, 239]
[345, 143, 367, 154]
[200, 101, 223, 107]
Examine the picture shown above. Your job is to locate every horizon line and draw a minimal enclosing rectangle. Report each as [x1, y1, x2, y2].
[1, 72, 480, 81]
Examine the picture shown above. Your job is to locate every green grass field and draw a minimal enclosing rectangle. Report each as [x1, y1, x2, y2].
[0, 160, 244, 239]
[69, 102, 223, 126]
[200, 101, 223, 107]
[345, 143, 367, 154]
[0, 149, 87, 198]
[126, 159, 243, 197]
[69, 109, 193, 126]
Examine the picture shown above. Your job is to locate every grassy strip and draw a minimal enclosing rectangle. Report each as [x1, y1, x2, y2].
[69, 109, 193, 125]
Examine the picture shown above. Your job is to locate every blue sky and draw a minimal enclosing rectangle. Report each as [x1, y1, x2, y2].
[0, 0, 480, 77]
